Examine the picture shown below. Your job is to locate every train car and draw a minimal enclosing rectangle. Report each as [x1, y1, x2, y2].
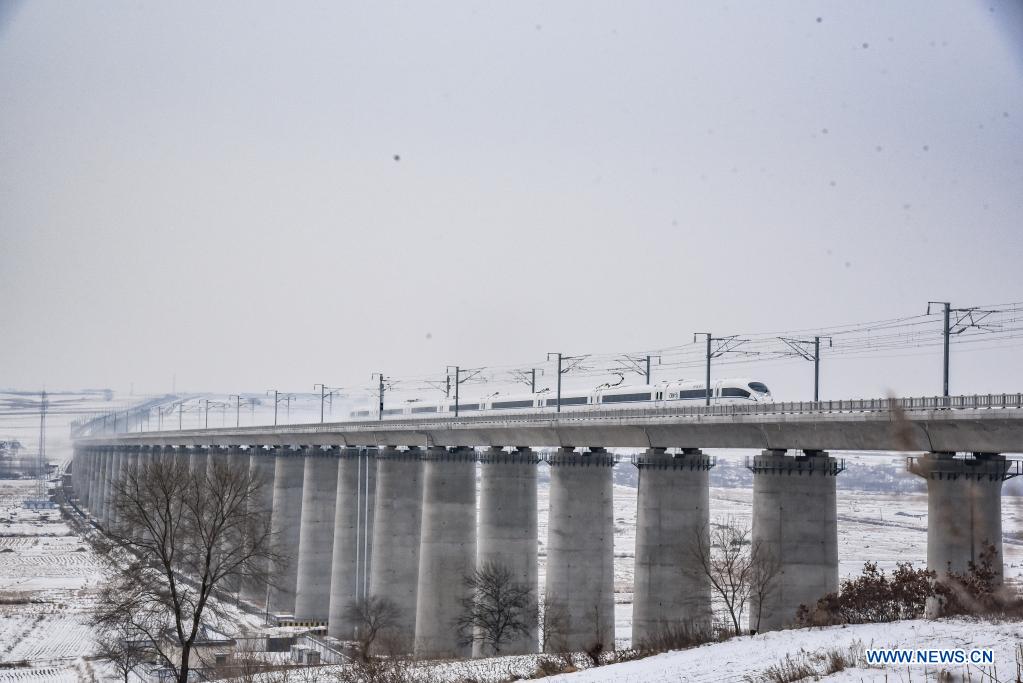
[349, 378, 772, 419]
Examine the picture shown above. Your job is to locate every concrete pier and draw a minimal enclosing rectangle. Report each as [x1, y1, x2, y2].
[475, 446, 539, 657]
[189, 446, 209, 479]
[268, 446, 306, 616]
[174, 445, 191, 472]
[241, 446, 277, 606]
[414, 446, 478, 660]
[632, 448, 713, 645]
[909, 452, 1012, 580]
[368, 446, 424, 653]
[91, 448, 103, 520]
[102, 446, 118, 526]
[219, 446, 251, 594]
[96, 446, 110, 517]
[545, 447, 615, 654]
[226, 445, 249, 475]
[293, 446, 340, 624]
[750, 449, 841, 631]
[327, 447, 376, 640]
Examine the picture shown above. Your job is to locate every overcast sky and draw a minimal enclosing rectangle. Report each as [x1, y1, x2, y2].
[1, 1, 1021, 403]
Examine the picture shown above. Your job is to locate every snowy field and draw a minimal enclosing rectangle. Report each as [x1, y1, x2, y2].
[0, 480, 104, 681]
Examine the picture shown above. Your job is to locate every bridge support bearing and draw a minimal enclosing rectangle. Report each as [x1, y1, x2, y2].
[294, 446, 340, 624]
[546, 447, 616, 654]
[414, 446, 478, 659]
[632, 448, 713, 646]
[750, 449, 841, 632]
[268, 446, 306, 616]
[328, 447, 377, 640]
[241, 446, 276, 607]
[474, 446, 540, 657]
[368, 446, 425, 653]
[908, 452, 1011, 582]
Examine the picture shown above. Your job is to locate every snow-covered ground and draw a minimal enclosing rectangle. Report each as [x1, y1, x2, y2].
[0, 480, 104, 681]
[536, 618, 1023, 682]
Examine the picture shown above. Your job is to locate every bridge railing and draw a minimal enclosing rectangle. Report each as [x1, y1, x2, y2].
[76, 393, 1023, 437]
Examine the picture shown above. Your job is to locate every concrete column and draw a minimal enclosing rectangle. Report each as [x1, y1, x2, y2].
[294, 446, 341, 624]
[102, 447, 119, 526]
[227, 445, 249, 476]
[208, 445, 227, 468]
[475, 446, 539, 657]
[111, 446, 137, 535]
[221, 445, 251, 595]
[78, 448, 90, 508]
[174, 445, 191, 471]
[268, 446, 306, 616]
[632, 448, 713, 645]
[368, 446, 424, 653]
[189, 446, 209, 479]
[93, 447, 108, 521]
[414, 446, 478, 660]
[909, 452, 1011, 581]
[241, 446, 277, 607]
[750, 449, 841, 631]
[132, 447, 150, 544]
[545, 447, 615, 654]
[327, 447, 377, 640]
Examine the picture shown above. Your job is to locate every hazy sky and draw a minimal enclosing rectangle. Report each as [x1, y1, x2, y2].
[2, 1, 1022, 403]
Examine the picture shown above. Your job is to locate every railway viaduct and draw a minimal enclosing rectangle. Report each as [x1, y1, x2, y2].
[70, 394, 1023, 657]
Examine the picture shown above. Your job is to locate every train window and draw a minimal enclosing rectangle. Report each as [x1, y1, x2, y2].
[677, 389, 708, 399]
[452, 403, 479, 411]
[748, 382, 770, 394]
[382, 408, 403, 415]
[493, 399, 533, 409]
[548, 396, 587, 406]
[411, 406, 438, 413]
[601, 392, 651, 403]
[720, 387, 752, 398]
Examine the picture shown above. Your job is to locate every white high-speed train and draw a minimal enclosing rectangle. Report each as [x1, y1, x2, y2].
[351, 378, 772, 419]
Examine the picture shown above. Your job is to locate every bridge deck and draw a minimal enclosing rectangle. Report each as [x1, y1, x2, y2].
[73, 394, 1023, 453]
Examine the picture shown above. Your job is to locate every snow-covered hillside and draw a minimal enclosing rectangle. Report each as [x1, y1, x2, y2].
[539, 619, 1022, 682]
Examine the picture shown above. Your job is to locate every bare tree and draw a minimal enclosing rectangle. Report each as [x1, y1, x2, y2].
[455, 561, 535, 656]
[92, 454, 278, 683]
[344, 595, 403, 661]
[92, 613, 150, 683]
[538, 594, 569, 654]
[749, 539, 782, 633]
[690, 517, 758, 635]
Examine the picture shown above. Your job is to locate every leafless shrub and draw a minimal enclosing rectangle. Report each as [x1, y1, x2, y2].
[691, 517, 779, 635]
[531, 655, 577, 677]
[637, 621, 715, 654]
[92, 612, 151, 683]
[344, 595, 404, 661]
[330, 653, 417, 683]
[538, 594, 569, 654]
[748, 643, 864, 682]
[756, 653, 820, 683]
[939, 542, 1023, 618]
[456, 561, 535, 656]
[796, 561, 938, 626]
